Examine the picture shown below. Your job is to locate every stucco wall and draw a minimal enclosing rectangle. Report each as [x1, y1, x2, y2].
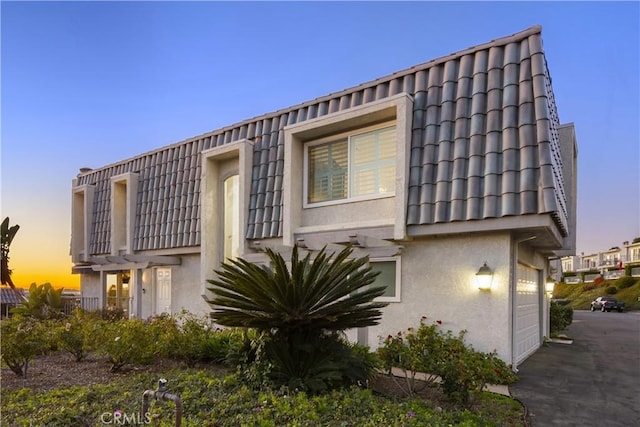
[171, 253, 211, 315]
[80, 272, 102, 298]
[301, 197, 395, 230]
[365, 232, 513, 362]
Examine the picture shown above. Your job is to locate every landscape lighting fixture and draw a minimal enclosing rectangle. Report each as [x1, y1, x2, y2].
[545, 276, 555, 295]
[475, 262, 493, 291]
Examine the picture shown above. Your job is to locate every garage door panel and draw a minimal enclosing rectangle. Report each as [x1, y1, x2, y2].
[516, 264, 540, 366]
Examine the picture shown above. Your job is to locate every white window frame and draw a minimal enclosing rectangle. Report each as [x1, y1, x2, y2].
[370, 256, 401, 303]
[303, 123, 396, 208]
[283, 93, 414, 246]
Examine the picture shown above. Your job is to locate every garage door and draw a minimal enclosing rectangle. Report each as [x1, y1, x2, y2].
[515, 264, 541, 366]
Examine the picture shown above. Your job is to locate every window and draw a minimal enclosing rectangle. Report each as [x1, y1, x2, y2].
[370, 257, 401, 302]
[305, 125, 396, 205]
[109, 173, 138, 255]
[223, 174, 240, 261]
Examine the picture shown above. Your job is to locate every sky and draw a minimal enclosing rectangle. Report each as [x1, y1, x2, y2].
[1, 1, 639, 290]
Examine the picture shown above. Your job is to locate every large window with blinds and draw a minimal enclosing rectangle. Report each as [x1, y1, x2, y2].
[305, 124, 396, 206]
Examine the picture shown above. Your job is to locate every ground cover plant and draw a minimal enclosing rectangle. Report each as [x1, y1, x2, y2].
[1, 310, 525, 425]
[1, 359, 525, 426]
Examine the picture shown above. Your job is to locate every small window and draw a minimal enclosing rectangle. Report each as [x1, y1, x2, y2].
[305, 125, 396, 205]
[370, 257, 401, 302]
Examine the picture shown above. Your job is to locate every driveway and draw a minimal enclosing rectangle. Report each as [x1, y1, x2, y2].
[510, 310, 640, 426]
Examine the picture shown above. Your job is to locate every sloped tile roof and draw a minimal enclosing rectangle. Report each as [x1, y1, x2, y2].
[77, 25, 569, 254]
[0, 287, 26, 305]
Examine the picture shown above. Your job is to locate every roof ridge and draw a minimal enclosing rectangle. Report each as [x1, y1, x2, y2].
[212, 26, 543, 135]
[77, 25, 543, 178]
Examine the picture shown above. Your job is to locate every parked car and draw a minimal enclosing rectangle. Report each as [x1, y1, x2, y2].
[590, 296, 624, 312]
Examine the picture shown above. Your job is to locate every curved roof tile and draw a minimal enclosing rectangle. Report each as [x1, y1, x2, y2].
[76, 26, 568, 253]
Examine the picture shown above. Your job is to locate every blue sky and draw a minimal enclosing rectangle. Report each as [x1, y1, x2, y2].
[1, 1, 639, 288]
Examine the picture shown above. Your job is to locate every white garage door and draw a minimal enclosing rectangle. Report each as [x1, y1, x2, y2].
[515, 264, 541, 366]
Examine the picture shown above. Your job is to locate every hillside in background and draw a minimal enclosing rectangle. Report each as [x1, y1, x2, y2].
[553, 277, 640, 311]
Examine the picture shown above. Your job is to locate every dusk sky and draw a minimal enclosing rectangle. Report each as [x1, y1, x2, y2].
[2, 1, 639, 290]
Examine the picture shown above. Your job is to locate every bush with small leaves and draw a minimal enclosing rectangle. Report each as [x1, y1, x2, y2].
[615, 276, 637, 289]
[95, 318, 157, 371]
[378, 318, 517, 403]
[550, 301, 573, 334]
[54, 309, 95, 362]
[605, 286, 618, 295]
[0, 316, 49, 377]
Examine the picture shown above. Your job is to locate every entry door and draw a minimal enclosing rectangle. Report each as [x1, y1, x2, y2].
[155, 268, 172, 315]
[515, 264, 541, 366]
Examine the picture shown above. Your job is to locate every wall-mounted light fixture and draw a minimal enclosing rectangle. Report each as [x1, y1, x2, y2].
[545, 276, 555, 296]
[475, 262, 493, 291]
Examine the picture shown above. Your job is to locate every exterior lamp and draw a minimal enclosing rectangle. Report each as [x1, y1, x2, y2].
[475, 262, 493, 291]
[545, 276, 555, 296]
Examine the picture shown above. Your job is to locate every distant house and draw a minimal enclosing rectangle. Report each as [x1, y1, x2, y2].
[0, 288, 26, 318]
[561, 239, 640, 281]
[71, 26, 577, 368]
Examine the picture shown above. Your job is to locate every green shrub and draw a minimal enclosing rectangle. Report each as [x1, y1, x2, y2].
[206, 245, 389, 393]
[94, 318, 157, 371]
[89, 306, 127, 321]
[10, 283, 64, 319]
[54, 309, 95, 361]
[148, 312, 237, 366]
[1, 369, 524, 426]
[550, 302, 573, 334]
[605, 286, 618, 295]
[378, 318, 517, 403]
[616, 276, 637, 289]
[0, 317, 49, 377]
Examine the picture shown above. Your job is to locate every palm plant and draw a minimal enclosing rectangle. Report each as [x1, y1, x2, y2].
[206, 245, 388, 391]
[1, 217, 20, 290]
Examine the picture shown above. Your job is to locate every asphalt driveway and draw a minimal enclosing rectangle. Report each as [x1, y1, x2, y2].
[510, 310, 640, 426]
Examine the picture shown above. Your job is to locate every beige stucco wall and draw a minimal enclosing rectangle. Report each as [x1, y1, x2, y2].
[301, 197, 395, 230]
[171, 254, 210, 315]
[79, 272, 102, 298]
[364, 232, 513, 362]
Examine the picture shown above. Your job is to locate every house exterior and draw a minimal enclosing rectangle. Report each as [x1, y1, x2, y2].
[0, 288, 27, 318]
[561, 239, 640, 281]
[71, 26, 577, 369]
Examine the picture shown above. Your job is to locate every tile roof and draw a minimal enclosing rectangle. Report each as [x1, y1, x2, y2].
[0, 287, 26, 305]
[76, 25, 569, 254]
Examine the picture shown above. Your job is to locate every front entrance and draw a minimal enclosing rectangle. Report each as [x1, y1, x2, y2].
[514, 263, 541, 366]
[155, 267, 172, 315]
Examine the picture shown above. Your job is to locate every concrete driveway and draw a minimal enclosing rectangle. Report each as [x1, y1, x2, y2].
[510, 310, 640, 426]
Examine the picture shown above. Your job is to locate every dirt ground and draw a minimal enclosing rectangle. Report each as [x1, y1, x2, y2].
[1, 351, 456, 410]
[1, 352, 183, 393]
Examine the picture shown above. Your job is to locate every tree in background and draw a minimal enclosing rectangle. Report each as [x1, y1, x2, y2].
[1, 217, 20, 290]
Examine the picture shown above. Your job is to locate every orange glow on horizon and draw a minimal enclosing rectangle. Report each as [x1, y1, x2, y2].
[10, 268, 80, 291]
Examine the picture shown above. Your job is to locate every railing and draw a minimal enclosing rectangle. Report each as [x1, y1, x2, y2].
[81, 297, 100, 312]
[583, 273, 600, 283]
[603, 270, 624, 280]
[61, 297, 81, 315]
[565, 276, 581, 284]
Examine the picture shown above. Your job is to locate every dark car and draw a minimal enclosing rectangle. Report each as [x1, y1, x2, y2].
[590, 296, 625, 312]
